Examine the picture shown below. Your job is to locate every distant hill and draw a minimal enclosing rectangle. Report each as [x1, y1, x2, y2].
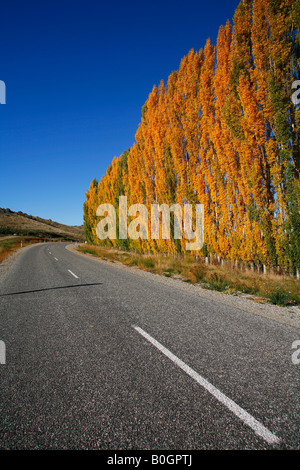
[0, 208, 85, 241]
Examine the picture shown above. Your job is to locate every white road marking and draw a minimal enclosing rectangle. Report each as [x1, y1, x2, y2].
[133, 325, 280, 446]
[68, 269, 79, 279]
[0, 340, 6, 364]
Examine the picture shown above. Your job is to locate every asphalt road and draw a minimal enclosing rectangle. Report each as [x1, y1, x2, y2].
[0, 242, 299, 450]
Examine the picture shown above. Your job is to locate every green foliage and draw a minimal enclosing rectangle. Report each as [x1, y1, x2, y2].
[142, 258, 155, 269]
[222, 93, 245, 140]
[267, 287, 291, 306]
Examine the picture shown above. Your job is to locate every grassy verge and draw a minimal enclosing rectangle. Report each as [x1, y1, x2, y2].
[0, 237, 61, 264]
[77, 244, 300, 307]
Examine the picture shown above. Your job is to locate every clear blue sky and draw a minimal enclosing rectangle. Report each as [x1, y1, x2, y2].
[0, 0, 239, 226]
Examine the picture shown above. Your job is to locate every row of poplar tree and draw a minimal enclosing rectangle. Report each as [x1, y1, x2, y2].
[84, 0, 300, 274]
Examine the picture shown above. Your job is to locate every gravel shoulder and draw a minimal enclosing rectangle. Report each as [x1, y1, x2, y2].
[66, 243, 300, 330]
[0, 243, 46, 284]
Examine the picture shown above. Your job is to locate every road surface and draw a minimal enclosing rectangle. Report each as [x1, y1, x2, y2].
[0, 242, 299, 450]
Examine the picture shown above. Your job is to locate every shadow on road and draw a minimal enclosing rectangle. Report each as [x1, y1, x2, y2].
[0, 283, 103, 297]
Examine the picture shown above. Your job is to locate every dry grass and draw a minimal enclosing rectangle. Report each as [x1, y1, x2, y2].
[0, 238, 25, 263]
[0, 237, 58, 264]
[77, 244, 300, 306]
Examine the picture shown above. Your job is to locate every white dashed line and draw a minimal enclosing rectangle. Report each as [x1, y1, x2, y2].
[68, 269, 79, 279]
[133, 325, 280, 446]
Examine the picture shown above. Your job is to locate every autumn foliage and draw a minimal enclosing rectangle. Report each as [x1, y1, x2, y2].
[84, 0, 300, 274]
